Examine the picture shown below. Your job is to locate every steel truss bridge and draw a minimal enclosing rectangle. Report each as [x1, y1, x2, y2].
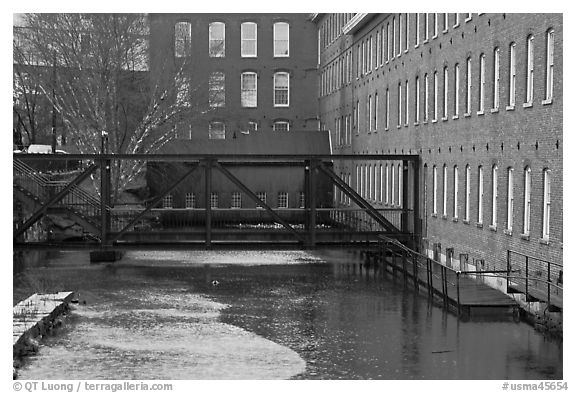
[13, 153, 421, 251]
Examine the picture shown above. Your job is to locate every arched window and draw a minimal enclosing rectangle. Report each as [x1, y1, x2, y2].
[273, 22, 289, 57]
[545, 29, 555, 101]
[509, 42, 517, 107]
[466, 57, 472, 114]
[241, 72, 257, 108]
[241, 22, 257, 57]
[209, 22, 225, 57]
[479, 53, 486, 112]
[506, 167, 514, 232]
[526, 35, 534, 103]
[273, 72, 290, 107]
[174, 22, 191, 58]
[523, 166, 532, 235]
[493, 47, 500, 110]
[542, 169, 551, 240]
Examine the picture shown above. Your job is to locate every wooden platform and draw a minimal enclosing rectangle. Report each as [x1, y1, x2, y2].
[13, 292, 75, 347]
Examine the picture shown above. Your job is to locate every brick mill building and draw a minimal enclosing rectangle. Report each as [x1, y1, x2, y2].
[314, 13, 562, 289]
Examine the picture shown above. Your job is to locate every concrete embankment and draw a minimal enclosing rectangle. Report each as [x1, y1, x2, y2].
[13, 291, 75, 378]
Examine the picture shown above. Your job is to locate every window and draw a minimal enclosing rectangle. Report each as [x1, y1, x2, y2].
[381, 26, 385, 66]
[278, 192, 289, 208]
[299, 192, 305, 208]
[526, 35, 534, 104]
[367, 95, 373, 131]
[507, 168, 514, 232]
[415, 76, 420, 123]
[176, 75, 190, 108]
[379, 164, 383, 202]
[274, 72, 290, 107]
[256, 192, 266, 208]
[433, 71, 438, 121]
[491, 165, 498, 227]
[248, 121, 258, 132]
[374, 93, 378, 130]
[398, 163, 403, 207]
[241, 22, 257, 57]
[274, 22, 289, 57]
[405, 80, 409, 125]
[443, 164, 448, 216]
[454, 63, 460, 117]
[523, 167, 531, 235]
[209, 121, 225, 139]
[493, 48, 500, 110]
[464, 165, 471, 221]
[432, 165, 438, 215]
[405, 13, 409, 52]
[162, 194, 173, 209]
[185, 193, 196, 209]
[415, 14, 420, 46]
[385, 88, 390, 129]
[210, 192, 219, 209]
[443, 13, 448, 32]
[368, 165, 373, 200]
[443, 66, 448, 119]
[209, 72, 225, 108]
[209, 22, 225, 57]
[387, 22, 391, 61]
[391, 163, 396, 205]
[175, 22, 191, 58]
[273, 121, 290, 131]
[479, 54, 485, 113]
[453, 13, 460, 28]
[478, 166, 484, 224]
[397, 15, 402, 56]
[231, 192, 242, 209]
[433, 13, 438, 37]
[424, 13, 429, 41]
[509, 43, 517, 107]
[241, 72, 257, 108]
[545, 29, 554, 101]
[398, 82, 402, 127]
[385, 164, 390, 204]
[392, 17, 397, 57]
[453, 166, 459, 219]
[542, 169, 551, 240]
[424, 73, 429, 122]
[376, 29, 381, 66]
[466, 57, 472, 114]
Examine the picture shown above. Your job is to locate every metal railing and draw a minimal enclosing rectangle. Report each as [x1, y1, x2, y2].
[506, 250, 563, 308]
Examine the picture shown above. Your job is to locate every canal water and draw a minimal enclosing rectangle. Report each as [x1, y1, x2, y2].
[14, 249, 562, 380]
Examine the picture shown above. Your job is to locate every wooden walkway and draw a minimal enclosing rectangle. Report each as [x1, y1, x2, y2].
[375, 239, 518, 316]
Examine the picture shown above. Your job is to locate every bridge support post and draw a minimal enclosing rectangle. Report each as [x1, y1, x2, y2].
[307, 160, 318, 248]
[204, 159, 213, 249]
[99, 158, 111, 248]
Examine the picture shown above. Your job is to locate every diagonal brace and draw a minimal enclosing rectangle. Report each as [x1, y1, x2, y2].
[316, 162, 398, 232]
[213, 161, 305, 243]
[110, 163, 199, 242]
[14, 163, 99, 239]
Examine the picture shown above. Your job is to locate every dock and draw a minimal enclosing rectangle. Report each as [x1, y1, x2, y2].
[13, 291, 75, 352]
[374, 237, 518, 316]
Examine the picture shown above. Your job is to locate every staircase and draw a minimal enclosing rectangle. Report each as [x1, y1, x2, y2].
[13, 159, 104, 238]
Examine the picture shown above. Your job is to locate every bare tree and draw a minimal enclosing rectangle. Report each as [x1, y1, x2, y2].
[13, 13, 214, 202]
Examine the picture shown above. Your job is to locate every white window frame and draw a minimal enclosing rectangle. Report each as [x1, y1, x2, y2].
[478, 166, 484, 224]
[385, 164, 390, 204]
[185, 192, 196, 209]
[374, 92, 378, 130]
[433, 71, 438, 121]
[273, 71, 290, 107]
[210, 192, 219, 209]
[507, 168, 514, 232]
[443, 165, 448, 216]
[432, 165, 438, 215]
[424, 73, 429, 122]
[415, 13, 420, 47]
[443, 66, 448, 119]
[465, 165, 471, 222]
[491, 165, 498, 228]
[405, 80, 409, 126]
[478, 54, 486, 113]
[415, 76, 420, 123]
[209, 71, 225, 108]
[542, 169, 551, 240]
[273, 120, 290, 132]
[454, 63, 460, 117]
[465, 57, 472, 115]
[526, 35, 534, 104]
[385, 88, 390, 129]
[453, 166, 459, 219]
[273, 22, 290, 57]
[398, 82, 402, 127]
[162, 194, 173, 209]
[241, 22, 257, 58]
[209, 22, 225, 58]
[208, 121, 226, 139]
[545, 29, 554, 102]
[493, 47, 500, 110]
[523, 167, 531, 235]
[509, 43, 517, 108]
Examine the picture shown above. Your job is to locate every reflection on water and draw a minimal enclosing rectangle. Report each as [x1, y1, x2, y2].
[14, 250, 562, 380]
